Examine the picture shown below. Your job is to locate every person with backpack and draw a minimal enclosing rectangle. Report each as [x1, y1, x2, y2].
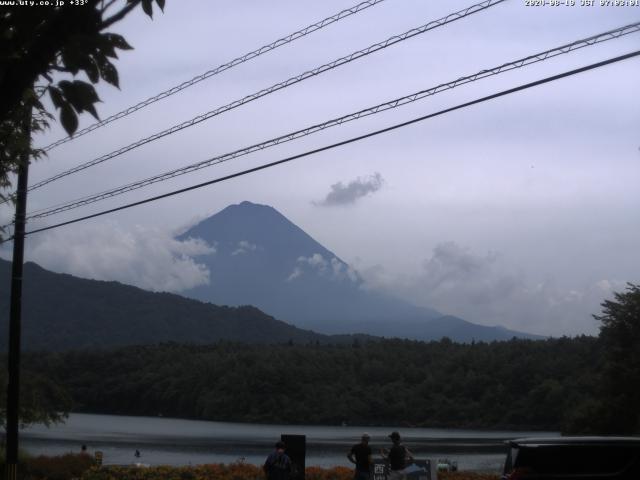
[264, 441, 292, 480]
[381, 431, 414, 480]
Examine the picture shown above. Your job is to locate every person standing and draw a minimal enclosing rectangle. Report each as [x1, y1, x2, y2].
[381, 431, 413, 480]
[264, 441, 292, 480]
[347, 433, 373, 480]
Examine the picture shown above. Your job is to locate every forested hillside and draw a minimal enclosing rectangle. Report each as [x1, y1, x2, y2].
[0, 259, 371, 350]
[22, 337, 601, 430]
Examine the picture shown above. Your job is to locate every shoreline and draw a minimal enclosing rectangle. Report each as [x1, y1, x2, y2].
[19, 413, 533, 472]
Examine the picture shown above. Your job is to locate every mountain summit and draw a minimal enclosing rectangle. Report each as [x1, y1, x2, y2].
[180, 201, 539, 341]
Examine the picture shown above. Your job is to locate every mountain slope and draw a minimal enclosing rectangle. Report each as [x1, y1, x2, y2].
[179, 201, 541, 341]
[0, 259, 353, 351]
[180, 202, 441, 332]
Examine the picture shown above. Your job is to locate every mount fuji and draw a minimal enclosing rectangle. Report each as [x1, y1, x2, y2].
[179, 201, 540, 342]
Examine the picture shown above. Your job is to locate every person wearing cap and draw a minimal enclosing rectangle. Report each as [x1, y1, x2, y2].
[264, 441, 292, 480]
[381, 431, 414, 480]
[347, 433, 373, 480]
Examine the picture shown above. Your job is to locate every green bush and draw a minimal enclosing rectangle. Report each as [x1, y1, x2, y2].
[0, 458, 501, 480]
[80, 464, 500, 480]
[0, 452, 94, 480]
[25, 452, 94, 480]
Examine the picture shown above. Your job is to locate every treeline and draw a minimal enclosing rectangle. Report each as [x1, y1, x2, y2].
[22, 337, 604, 431]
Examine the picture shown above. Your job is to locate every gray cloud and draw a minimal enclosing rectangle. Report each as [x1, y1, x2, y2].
[315, 172, 384, 207]
[231, 240, 260, 256]
[287, 253, 358, 283]
[21, 222, 215, 293]
[0, 1, 633, 340]
[359, 241, 624, 337]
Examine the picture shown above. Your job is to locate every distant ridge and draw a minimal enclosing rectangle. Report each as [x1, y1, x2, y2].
[0, 259, 368, 352]
[179, 201, 542, 341]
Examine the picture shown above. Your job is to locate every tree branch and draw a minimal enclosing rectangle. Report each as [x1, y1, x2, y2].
[101, 0, 141, 29]
[100, 0, 120, 15]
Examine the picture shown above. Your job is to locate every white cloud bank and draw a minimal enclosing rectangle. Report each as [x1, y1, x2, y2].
[287, 253, 358, 283]
[20, 221, 215, 293]
[3, 215, 623, 337]
[231, 240, 260, 256]
[359, 241, 625, 337]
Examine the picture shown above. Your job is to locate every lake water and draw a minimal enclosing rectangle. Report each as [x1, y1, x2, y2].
[21, 413, 558, 472]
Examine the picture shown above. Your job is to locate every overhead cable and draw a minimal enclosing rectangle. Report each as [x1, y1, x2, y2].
[7, 49, 637, 242]
[28, 0, 506, 193]
[40, 0, 390, 152]
[24, 22, 640, 221]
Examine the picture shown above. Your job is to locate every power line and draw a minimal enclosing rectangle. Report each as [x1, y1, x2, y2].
[39, 0, 390, 152]
[27, 0, 506, 193]
[9, 49, 638, 242]
[23, 22, 640, 222]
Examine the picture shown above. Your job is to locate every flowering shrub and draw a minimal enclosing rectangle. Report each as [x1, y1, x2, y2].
[21, 453, 95, 480]
[305, 466, 352, 480]
[440, 473, 500, 480]
[80, 464, 499, 480]
[81, 463, 261, 480]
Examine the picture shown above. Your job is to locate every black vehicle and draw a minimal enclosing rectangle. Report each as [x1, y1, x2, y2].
[501, 437, 640, 479]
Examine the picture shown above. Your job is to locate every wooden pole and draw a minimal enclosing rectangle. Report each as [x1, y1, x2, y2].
[5, 108, 31, 480]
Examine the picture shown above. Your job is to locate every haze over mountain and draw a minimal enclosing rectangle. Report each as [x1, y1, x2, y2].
[0, 259, 360, 352]
[179, 201, 541, 341]
[0, 202, 541, 347]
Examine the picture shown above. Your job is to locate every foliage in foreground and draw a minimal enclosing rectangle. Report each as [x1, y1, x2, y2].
[592, 283, 640, 433]
[0, 1, 166, 209]
[0, 367, 72, 428]
[0, 456, 501, 480]
[0, 452, 94, 480]
[80, 464, 498, 480]
[82, 463, 265, 480]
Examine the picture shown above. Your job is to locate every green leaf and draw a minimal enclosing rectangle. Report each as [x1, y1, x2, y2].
[60, 54, 80, 75]
[71, 81, 101, 119]
[104, 33, 133, 51]
[81, 56, 100, 83]
[21, 91, 34, 105]
[57, 81, 100, 120]
[97, 57, 119, 88]
[60, 102, 78, 136]
[85, 104, 99, 120]
[3, 26, 14, 40]
[57, 80, 75, 102]
[58, 80, 85, 110]
[71, 80, 100, 105]
[96, 33, 118, 59]
[60, 44, 84, 75]
[141, 0, 153, 18]
[49, 87, 64, 109]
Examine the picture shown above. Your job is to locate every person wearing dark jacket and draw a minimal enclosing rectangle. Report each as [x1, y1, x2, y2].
[381, 431, 413, 480]
[264, 441, 292, 480]
[348, 433, 373, 480]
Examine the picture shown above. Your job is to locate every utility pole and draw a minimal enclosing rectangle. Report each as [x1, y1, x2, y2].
[5, 107, 31, 480]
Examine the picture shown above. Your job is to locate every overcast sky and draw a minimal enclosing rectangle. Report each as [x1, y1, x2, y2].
[2, 0, 639, 336]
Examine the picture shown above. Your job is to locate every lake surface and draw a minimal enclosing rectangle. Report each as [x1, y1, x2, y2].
[21, 413, 558, 472]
